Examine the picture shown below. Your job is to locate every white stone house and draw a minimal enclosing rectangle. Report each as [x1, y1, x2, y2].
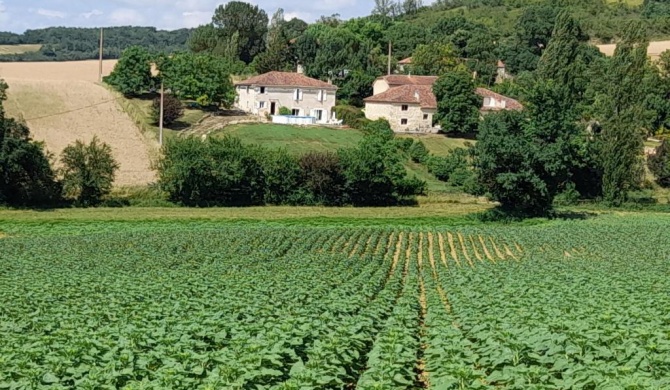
[364, 74, 522, 133]
[364, 84, 437, 133]
[235, 71, 338, 124]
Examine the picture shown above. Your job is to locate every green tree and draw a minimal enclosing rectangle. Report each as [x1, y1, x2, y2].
[410, 43, 459, 76]
[471, 79, 583, 215]
[60, 137, 119, 206]
[537, 12, 600, 110]
[103, 46, 153, 96]
[433, 70, 481, 134]
[649, 140, 670, 187]
[340, 121, 425, 206]
[160, 53, 236, 108]
[212, 1, 268, 64]
[593, 22, 648, 205]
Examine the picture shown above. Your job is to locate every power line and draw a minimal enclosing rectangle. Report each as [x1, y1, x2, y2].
[21, 98, 119, 122]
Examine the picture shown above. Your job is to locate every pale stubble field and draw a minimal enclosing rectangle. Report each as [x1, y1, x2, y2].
[0, 60, 156, 187]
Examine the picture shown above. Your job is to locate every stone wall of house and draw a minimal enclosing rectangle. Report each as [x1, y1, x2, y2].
[235, 86, 336, 123]
[365, 102, 436, 133]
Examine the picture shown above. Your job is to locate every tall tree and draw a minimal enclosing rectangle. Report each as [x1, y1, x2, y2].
[160, 53, 236, 108]
[594, 22, 649, 205]
[212, 1, 268, 64]
[537, 12, 594, 106]
[433, 70, 481, 134]
[411, 43, 459, 76]
[373, 0, 397, 18]
[103, 46, 153, 96]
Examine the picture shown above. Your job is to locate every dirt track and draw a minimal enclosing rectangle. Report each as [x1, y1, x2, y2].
[1, 60, 156, 187]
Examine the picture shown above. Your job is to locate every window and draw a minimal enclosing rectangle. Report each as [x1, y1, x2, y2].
[401, 118, 408, 125]
[318, 90, 327, 102]
[423, 114, 429, 120]
[401, 105, 409, 111]
[313, 109, 324, 121]
[260, 86, 266, 94]
[292, 109, 301, 116]
[294, 88, 303, 101]
[259, 101, 266, 109]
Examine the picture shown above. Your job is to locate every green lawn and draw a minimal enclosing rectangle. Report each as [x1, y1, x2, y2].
[398, 134, 473, 157]
[213, 123, 364, 153]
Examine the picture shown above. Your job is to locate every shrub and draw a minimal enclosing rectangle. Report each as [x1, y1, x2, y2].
[361, 119, 394, 141]
[262, 148, 301, 205]
[394, 138, 415, 153]
[151, 94, 184, 126]
[334, 105, 365, 127]
[408, 140, 430, 163]
[298, 151, 346, 205]
[427, 147, 471, 184]
[649, 140, 670, 187]
[60, 136, 119, 206]
[278, 106, 291, 115]
[340, 132, 425, 206]
[158, 136, 265, 206]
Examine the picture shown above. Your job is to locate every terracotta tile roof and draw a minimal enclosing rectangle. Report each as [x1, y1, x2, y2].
[236, 71, 337, 90]
[377, 75, 438, 87]
[476, 88, 523, 111]
[364, 84, 522, 112]
[364, 85, 437, 109]
[398, 57, 413, 65]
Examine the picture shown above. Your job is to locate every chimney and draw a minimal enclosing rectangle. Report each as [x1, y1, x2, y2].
[327, 78, 333, 85]
[297, 63, 304, 74]
[414, 91, 420, 101]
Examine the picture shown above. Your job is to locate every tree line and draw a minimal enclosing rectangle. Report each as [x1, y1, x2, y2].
[0, 27, 190, 62]
[159, 120, 425, 207]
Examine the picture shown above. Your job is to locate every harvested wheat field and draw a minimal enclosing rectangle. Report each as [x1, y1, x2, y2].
[597, 40, 670, 60]
[0, 60, 155, 187]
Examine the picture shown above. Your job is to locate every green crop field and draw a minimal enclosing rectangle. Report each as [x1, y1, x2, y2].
[1, 212, 670, 389]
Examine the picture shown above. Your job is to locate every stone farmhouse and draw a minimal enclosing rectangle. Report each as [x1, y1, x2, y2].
[364, 75, 522, 133]
[235, 71, 338, 124]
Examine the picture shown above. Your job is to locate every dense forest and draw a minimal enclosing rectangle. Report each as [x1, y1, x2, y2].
[0, 27, 191, 61]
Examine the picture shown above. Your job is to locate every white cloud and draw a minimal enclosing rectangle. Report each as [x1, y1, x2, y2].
[36, 8, 66, 19]
[109, 8, 146, 25]
[81, 9, 103, 19]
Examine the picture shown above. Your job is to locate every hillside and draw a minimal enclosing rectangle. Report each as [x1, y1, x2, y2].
[404, 0, 667, 43]
[2, 60, 156, 187]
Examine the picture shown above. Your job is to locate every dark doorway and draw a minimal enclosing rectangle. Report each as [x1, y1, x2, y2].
[270, 102, 277, 115]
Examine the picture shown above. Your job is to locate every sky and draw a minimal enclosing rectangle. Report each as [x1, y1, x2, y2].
[0, 0, 427, 33]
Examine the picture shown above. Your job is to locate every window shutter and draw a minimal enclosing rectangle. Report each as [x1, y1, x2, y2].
[323, 90, 327, 102]
[299, 89, 304, 101]
[294, 89, 298, 101]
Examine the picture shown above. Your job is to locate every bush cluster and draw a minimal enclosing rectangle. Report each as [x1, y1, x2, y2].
[158, 121, 426, 207]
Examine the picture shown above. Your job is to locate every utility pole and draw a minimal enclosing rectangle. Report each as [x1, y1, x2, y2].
[159, 80, 164, 146]
[98, 27, 104, 82]
[387, 41, 392, 76]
